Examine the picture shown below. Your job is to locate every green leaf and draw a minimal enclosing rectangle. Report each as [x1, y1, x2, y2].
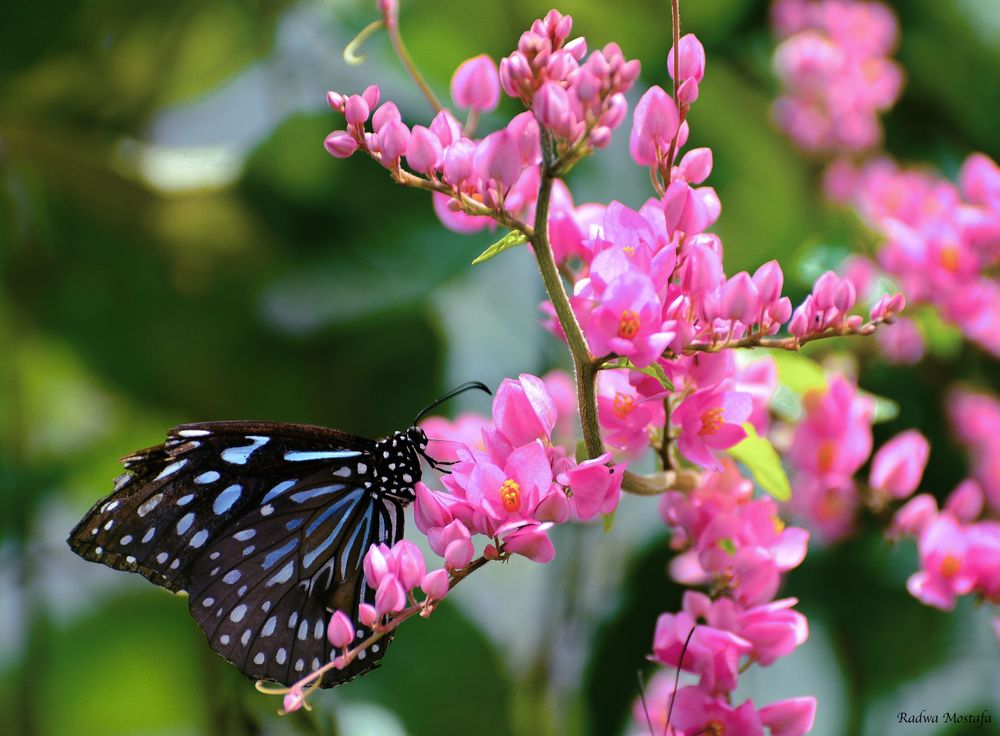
[769, 350, 827, 395]
[727, 423, 792, 501]
[867, 392, 900, 424]
[601, 510, 616, 533]
[471, 230, 527, 265]
[603, 356, 674, 391]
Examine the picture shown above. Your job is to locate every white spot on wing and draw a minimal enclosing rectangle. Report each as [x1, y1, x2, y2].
[179, 429, 211, 437]
[137, 493, 162, 517]
[221, 436, 269, 465]
[284, 450, 362, 462]
[189, 530, 208, 548]
[176, 513, 195, 535]
[155, 459, 187, 481]
[212, 484, 242, 514]
[142, 527, 156, 543]
[195, 471, 220, 484]
[230, 604, 247, 622]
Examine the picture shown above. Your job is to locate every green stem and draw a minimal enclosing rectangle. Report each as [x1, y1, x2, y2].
[530, 140, 696, 495]
[386, 21, 444, 113]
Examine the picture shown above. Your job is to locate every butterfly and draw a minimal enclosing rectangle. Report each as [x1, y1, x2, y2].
[67, 382, 489, 688]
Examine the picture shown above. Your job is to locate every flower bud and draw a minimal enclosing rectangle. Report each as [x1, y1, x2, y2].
[869, 430, 930, 499]
[667, 33, 706, 81]
[372, 101, 401, 133]
[678, 147, 713, 184]
[374, 576, 407, 617]
[629, 86, 679, 167]
[324, 131, 358, 158]
[451, 54, 501, 112]
[393, 540, 426, 591]
[363, 543, 391, 588]
[377, 120, 410, 163]
[429, 109, 462, 146]
[358, 603, 378, 628]
[344, 95, 370, 127]
[720, 271, 761, 325]
[420, 568, 450, 601]
[533, 81, 573, 137]
[944, 479, 984, 522]
[362, 84, 381, 110]
[326, 90, 345, 111]
[326, 610, 356, 649]
[753, 260, 784, 304]
[677, 77, 700, 105]
[405, 125, 444, 175]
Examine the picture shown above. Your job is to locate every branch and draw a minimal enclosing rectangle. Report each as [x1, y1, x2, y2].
[681, 318, 885, 354]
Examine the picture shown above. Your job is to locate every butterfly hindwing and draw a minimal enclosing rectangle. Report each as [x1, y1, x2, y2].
[67, 421, 416, 687]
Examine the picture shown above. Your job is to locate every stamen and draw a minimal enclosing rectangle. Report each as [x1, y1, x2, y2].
[613, 392, 635, 419]
[699, 406, 725, 436]
[617, 310, 641, 339]
[499, 479, 521, 512]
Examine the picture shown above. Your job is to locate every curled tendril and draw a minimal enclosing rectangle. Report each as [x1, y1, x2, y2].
[344, 19, 384, 66]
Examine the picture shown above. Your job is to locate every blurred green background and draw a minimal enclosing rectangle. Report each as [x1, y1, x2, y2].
[2, 0, 999, 734]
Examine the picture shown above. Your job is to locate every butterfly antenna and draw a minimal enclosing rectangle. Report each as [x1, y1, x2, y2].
[413, 381, 491, 425]
[664, 625, 697, 736]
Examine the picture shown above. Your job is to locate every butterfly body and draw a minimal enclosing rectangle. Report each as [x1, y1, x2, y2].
[68, 421, 428, 687]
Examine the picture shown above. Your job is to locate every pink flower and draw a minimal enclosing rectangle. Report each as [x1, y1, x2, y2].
[653, 611, 752, 694]
[596, 369, 664, 456]
[499, 520, 555, 563]
[875, 317, 925, 364]
[759, 697, 818, 736]
[586, 271, 675, 368]
[789, 378, 873, 483]
[674, 387, 752, 470]
[738, 598, 809, 666]
[670, 687, 764, 735]
[492, 373, 557, 447]
[558, 452, 626, 520]
[944, 479, 984, 522]
[667, 33, 706, 82]
[888, 493, 938, 539]
[420, 413, 488, 463]
[869, 429, 930, 500]
[451, 54, 500, 112]
[906, 514, 977, 610]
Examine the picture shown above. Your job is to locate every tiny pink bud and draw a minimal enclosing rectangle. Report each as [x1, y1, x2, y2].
[834, 279, 856, 313]
[326, 91, 345, 111]
[753, 260, 784, 304]
[889, 494, 937, 539]
[769, 296, 793, 325]
[720, 271, 761, 324]
[678, 147, 713, 184]
[474, 129, 521, 190]
[533, 81, 573, 138]
[451, 54, 501, 112]
[812, 271, 841, 310]
[324, 131, 358, 159]
[283, 689, 306, 714]
[845, 314, 863, 329]
[667, 33, 706, 82]
[565, 36, 587, 61]
[869, 430, 930, 499]
[393, 540, 426, 591]
[677, 77, 699, 105]
[788, 304, 811, 338]
[326, 610, 355, 649]
[374, 576, 407, 617]
[442, 139, 476, 186]
[589, 125, 612, 148]
[358, 603, 378, 628]
[405, 125, 444, 175]
[344, 95, 370, 127]
[362, 84, 381, 110]
[363, 543, 391, 588]
[377, 120, 410, 163]
[420, 568, 450, 600]
[945, 479, 984, 522]
[629, 85, 679, 166]
[429, 109, 463, 147]
[372, 101, 401, 133]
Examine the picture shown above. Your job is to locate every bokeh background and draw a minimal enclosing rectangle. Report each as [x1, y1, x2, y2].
[2, 0, 999, 734]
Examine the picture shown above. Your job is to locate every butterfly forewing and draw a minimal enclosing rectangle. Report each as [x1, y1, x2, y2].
[67, 420, 419, 687]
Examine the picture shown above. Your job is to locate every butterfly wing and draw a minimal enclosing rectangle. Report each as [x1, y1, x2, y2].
[67, 421, 407, 687]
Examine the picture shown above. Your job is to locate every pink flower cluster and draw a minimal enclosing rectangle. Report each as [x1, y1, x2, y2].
[324, 10, 640, 236]
[770, 0, 903, 152]
[416, 373, 626, 564]
[948, 388, 1000, 513]
[824, 153, 1000, 356]
[361, 540, 451, 621]
[633, 462, 816, 734]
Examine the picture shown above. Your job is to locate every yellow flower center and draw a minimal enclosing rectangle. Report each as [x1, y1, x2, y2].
[622, 245, 636, 257]
[704, 720, 726, 736]
[817, 441, 837, 473]
[773, 515, 786, 534]
[939, 244, 960, 273]
[618, 310, 641, 339]
[940, 554, 961, 578]
[500, 479, 521, 512]
[613, 392, 635, 419]
[699, 406, 725, 436]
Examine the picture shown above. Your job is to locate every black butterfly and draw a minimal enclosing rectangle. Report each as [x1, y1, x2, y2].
[67, 382, 489, 688]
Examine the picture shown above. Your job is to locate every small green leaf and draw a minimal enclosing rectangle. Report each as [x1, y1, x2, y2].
[601, 510, 616, 533]
[471, 230, 528, 265]
[867, 393, 900, 424]
[603, 357, 674, 391]
[718, 538, 737, 555]
[769, 384, 804, 422]
[727, 423, 792, 502]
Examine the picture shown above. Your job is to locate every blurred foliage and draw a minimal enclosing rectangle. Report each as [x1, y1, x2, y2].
[2, 0, 999, 734]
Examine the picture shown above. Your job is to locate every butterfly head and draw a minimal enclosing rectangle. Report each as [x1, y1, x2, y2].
[405, 425, 429, 451]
